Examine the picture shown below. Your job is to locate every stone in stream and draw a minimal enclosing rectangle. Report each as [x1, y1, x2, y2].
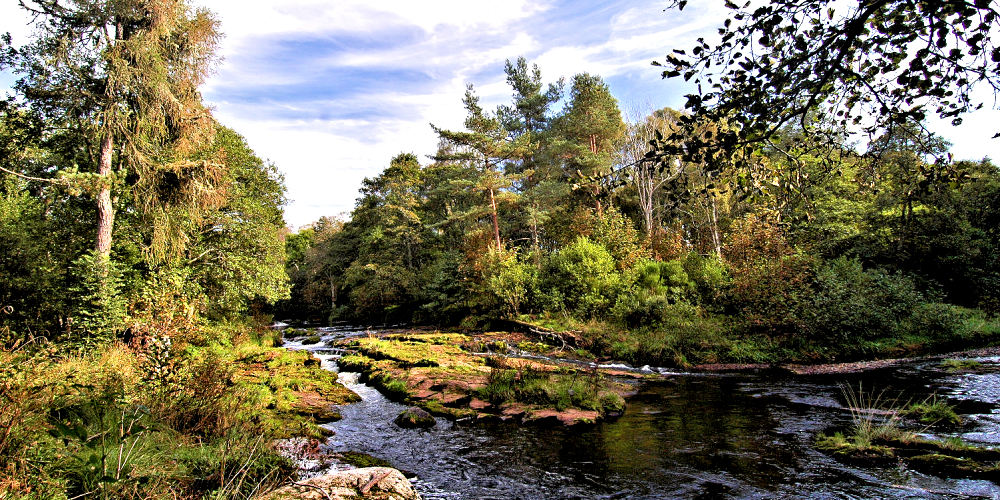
[260, 467, 420, 500]
[393, 407, 436, 429]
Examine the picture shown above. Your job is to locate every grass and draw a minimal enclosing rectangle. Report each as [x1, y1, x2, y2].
[475, 357, 625, 414]
[903, 395, 962, 426]
[815, 384, 985, 480]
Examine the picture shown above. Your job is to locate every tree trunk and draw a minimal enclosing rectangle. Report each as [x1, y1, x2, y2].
[489, 186, 501, 252]
[710, 195, 722, 256]
[96, 131, 115, 262]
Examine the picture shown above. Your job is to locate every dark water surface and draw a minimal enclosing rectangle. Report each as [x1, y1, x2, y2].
[284, 325, 1000, 499]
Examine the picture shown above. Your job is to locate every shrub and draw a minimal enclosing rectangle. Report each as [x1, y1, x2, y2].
[727, 253, 816, 335]
[908, 302, 967, 338]
[539, 237, 624, 319]
[682, 252, 730, 307]
[798, 258, 922, 344]
[471, 248, 536, 317]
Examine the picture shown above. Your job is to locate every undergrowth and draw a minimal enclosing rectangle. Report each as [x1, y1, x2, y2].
[0, 321, 349, 499]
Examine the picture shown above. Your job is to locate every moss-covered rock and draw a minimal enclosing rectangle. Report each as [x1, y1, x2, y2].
[394, 407, 437, 429]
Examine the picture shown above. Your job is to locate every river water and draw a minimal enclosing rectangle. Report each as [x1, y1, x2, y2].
[284, 325, 1000, 499]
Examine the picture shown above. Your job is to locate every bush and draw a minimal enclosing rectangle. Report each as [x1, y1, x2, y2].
[908, 302, 967, 338]
[728, 253, 816, 335]
[682, 252, 730, 307]
[539, 237, 624, 319]
[798, 258, 923, 344]
[471, 248, 536, 317]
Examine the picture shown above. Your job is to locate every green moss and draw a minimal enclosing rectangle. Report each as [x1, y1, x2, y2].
[941, 358, 983, 372]
[336, 451, 394, 469]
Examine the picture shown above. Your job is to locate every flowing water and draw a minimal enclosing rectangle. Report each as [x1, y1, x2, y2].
[284, 326, 1000, 499]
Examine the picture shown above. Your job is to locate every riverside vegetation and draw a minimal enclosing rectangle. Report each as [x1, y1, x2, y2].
[3, 0, 1000, 497]
[815, 383, 1000, 480]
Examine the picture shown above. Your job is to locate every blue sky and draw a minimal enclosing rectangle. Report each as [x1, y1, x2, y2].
[3, 0, 998, 227]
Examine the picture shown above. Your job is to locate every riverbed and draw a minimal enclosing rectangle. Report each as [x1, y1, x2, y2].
[284, 325, 1000, 499]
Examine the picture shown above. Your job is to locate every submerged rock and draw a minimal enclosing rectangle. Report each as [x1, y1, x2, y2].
[261, 467, 421, 500]
[394, 407, 436, 429]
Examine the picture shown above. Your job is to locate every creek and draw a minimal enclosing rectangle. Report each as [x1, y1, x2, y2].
[284, 325, 1000, 499]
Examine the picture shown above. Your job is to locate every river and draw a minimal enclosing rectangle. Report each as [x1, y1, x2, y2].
[284, 325, 1000, 499]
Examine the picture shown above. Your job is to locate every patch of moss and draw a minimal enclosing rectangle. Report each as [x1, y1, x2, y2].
[941, 358, 983, 372]
[301, 335, 322, 345]
[336, 451, 394, 469]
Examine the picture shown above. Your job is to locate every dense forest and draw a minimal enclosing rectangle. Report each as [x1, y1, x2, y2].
[281, 56, 1000, 365]
[2, 0, 1000, 498]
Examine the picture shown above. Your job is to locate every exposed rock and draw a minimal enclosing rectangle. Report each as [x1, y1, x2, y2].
[437, 393, 469, 407]
[412, 389, 437, 400]
[523, 408, 599, 426]
[468, 398, 491, 410]
[290, 391, 343, 423]
[394, 407, 436, 429]
[261, 467, 421, 500]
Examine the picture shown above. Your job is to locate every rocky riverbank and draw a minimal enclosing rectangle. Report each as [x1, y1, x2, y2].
[261, 467, 420, 500]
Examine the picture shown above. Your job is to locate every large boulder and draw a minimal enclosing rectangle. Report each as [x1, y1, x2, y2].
[393, 408, 436, 429]
[261, 467, 420, 500]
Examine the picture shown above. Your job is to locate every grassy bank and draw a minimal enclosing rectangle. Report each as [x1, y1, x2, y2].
[519, 307, 1000, 368]
[0, 325, 358, 500]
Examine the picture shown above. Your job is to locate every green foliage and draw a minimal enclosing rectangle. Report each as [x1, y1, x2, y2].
[904, 396, 962, 426]
[682, 252, 730, 308]
[67, 252, 129, 344]
[798, 257, 923, 344]
[540, 237, 623, 318]
[582, 207, 649, 270]
[472, 248, 536, 316]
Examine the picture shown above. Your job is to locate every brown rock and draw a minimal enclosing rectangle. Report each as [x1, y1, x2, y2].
[469, 398, 491, 410]
[260, 467, 421, 500]
[524, 409, 599, 426]
[411, 390, 437, 400]
[437, 393, 470, 407]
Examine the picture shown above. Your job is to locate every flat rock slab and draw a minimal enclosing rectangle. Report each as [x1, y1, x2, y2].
[525, 408, 600, 426]
[261, 467, 421, 500]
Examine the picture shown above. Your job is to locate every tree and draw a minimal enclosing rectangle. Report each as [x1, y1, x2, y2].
[619, 107, 686, 237]
[433, 86, 534, 252]
[5, 0, 222, 263]
[498, 56, 564, 138]
[188, 126, 290, 319]
[551, 73, 626, 214]
[656, 0, 1000, 166]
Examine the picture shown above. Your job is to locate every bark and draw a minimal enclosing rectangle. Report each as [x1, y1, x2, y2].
[96, 131, 115, 262]
[710, 195, 722, 256]
[489, 186, 501, 252]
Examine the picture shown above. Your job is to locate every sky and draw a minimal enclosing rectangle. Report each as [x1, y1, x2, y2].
[3, 0, 998, 228]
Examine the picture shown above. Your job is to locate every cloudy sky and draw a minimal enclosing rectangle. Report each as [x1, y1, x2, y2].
[3, 0, 998, 227]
